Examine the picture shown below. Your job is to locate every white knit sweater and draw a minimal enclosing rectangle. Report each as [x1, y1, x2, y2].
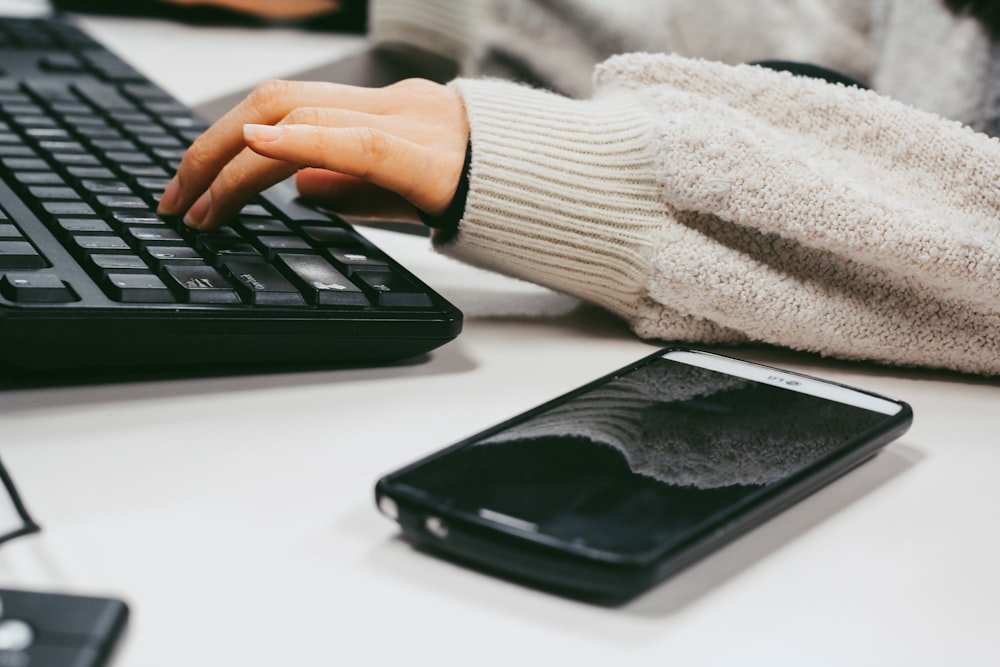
[370, 0, 1000, 375]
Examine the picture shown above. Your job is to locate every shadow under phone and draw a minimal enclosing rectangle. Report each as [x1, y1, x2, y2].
[369, 442, 919, 620]
[623, 442, 922, 616]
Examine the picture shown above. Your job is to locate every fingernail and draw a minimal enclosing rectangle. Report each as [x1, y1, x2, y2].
[158, 176, 181, 214]
[244, 123, 282, 142]
[183, 190, 212, 229]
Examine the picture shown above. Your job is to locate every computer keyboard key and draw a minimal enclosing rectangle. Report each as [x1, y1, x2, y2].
[0, 272, 76, 302]
[142, 101, 189, 115]
[0, 241, 46, 268]
[29, 185, 77, 199]
[73, 82, 135, 111]
[13, 170, 64, 186]
[0, 144, 35, 157]
[151, 147, 186, 161]
[55, 218, 114, 234]
[163, 264, 240, 304]
[144, 245, 203, 267]
[196, 226, 240, 240]
[39, 52, 86, 72]
[238, 204, 269, 217]
[328, 249, 389, 274]
[51, 103, 90, 115]
[301, 225, 363, 247]
[257, 234, 313, 258]
[70, 235, 130, 254]
[110, 210, 162, 226]
[80, 179, 133, 195]
[42, 201, 97, 217]
[104, 272, 174, 302]
[90, 253, 147, 272]
[120, 164, 169, 179]
[159, 112, 204, 128]
[75, 125, 121, 139]
[224, 260, 305, 306]
[198, 237, 259, 259]
[52, 152, 101, 167]
[95, 195, 148, 209]
[239, 218, 291, 234]
[105, 151, 154, 165]
[124, 84, 173, 101]
[139, 134, 183, 148]
[135, 177, 171, 192]
[278, 253, 369, 306]
[90, 139, 138, 152]
[123, 120, 166, 134]
[3, 157, 49, 170]
[124, 226, 184, 243]
[66, 165, 115, 180]
[23, 79, 71, 99]
[12, 115, 57, 128]
[355, 271, 435, 308]
[38, 140, 86, 154]
[62, 113, 109, 127]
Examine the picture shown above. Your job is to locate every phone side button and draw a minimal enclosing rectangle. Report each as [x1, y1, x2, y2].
[377, 495, 399, 520]
[424, 516, 449, 539]
[0, 618, 33, 651]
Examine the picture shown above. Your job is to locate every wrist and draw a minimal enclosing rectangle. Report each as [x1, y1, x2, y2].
[417, 142, 472, 240]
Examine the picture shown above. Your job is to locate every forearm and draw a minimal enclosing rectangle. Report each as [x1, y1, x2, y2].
[442, 56, 1000, 374]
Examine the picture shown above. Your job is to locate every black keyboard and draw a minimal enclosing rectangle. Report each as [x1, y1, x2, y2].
[0, 15, 462, 371]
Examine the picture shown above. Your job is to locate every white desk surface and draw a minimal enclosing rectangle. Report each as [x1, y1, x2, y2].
[1, 6, 998, 666]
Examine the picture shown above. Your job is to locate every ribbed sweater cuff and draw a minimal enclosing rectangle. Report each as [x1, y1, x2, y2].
[438, 78, 664, 319]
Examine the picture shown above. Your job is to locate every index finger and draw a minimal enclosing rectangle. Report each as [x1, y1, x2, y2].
[158, 79, 396, 216]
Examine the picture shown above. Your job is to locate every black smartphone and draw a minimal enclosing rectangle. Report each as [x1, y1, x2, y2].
[375, 348, 913, 604]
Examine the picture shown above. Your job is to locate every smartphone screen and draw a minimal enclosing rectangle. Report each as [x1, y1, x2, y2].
[377, 348, 911, 600]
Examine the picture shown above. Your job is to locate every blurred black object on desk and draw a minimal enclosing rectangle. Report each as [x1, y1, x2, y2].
[51, 0, 368, 32]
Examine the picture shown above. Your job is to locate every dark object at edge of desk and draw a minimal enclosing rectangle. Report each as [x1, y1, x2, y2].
[51, 0, 368, 32]
[0, 588, 129, 667]
[193, 44, 459, 122]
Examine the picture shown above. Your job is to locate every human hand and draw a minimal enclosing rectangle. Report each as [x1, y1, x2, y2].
[163, 0, 342, 20]
[157, 78, 470, 230]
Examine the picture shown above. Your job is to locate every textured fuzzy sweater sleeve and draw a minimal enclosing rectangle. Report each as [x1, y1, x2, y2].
[440, 55, 1000, 375]
[368, 0, 489, 71]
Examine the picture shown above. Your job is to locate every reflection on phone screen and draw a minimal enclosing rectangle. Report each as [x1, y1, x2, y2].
[390, 355, 898, 558]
